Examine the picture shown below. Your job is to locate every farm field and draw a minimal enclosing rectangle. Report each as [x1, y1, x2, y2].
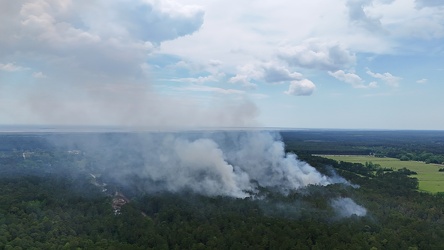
[322, 155, 444, 193]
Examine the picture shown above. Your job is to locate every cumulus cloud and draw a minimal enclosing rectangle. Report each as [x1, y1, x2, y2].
[261, 63, 303, 83]
[329, 70, 364, 86]
[16, 0, 204, 45]
[229, 63, 261, 89]
[228, 77, 258, 90]
[0, 63, 28, 72]
[171, 74, 224, 84]
[285, 79, 316, 96]
[165, 59, 228, 84]
[417, 78, 428, 84]
[0, 0, 204, 83]
[346, 0, 384, 32]
[278, 40, 356, 71]
[367, 69, 402, 87]
[346, 0, 444, 42]
[32, 72, 47, 79]
[329, 70, 378, 88]
[229, 61, 303, 89]
[108, 0, 204, 44]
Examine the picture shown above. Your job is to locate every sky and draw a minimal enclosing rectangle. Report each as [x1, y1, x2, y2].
[0, 0, 443, 130]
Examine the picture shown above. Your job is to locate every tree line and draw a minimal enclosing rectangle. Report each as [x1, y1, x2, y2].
[1, 150, 444, 249]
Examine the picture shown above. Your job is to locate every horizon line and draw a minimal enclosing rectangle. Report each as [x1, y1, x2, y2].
[0, 125, 443, 133]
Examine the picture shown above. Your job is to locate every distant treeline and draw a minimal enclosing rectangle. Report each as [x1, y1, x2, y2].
[1, 151, 443, 249]
[281, 130, 444, 164]
[0, 134, 54, 151]
[1, 131, 444, 248]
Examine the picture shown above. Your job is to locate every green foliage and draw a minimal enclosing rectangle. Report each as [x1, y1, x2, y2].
[2, 131, 444, 248]
[323, 155, 444, 193]
[1, 155, 444, 249]
[281, 130, 444, 164]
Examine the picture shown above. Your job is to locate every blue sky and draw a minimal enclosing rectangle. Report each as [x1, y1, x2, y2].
[0, 0, 443, 129]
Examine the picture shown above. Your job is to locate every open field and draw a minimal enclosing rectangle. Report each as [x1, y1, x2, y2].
[321, 155, 444, 193]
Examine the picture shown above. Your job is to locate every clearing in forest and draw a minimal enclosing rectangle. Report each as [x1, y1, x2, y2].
[322, 155, 444, 193]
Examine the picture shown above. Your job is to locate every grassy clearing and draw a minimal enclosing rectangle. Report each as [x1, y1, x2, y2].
[321, 155, 444, 193]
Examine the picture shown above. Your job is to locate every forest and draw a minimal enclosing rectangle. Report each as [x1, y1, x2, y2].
[282, 130, 444, 164]
[1, 130, 444, 249]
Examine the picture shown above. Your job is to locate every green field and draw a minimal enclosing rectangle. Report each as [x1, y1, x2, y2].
[322, 155, 444, 193]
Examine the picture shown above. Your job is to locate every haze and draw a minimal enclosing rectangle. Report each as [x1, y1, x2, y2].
[0, 0, 443, 130]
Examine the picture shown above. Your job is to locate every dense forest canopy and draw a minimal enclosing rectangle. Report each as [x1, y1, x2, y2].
[1, 130, 444, 249]
[282, 130, 444, 163]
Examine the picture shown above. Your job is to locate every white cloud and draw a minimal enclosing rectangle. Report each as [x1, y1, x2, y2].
[417, 78, 428, 84]
[0, 1, 262, 128]
[364, 0, 444, 40]
[400, 18, 444, 39]
[262, 63, 303, 83]
[329, 70, 364, 86]
[208, 60, 223, 67]
[0, 63, 27, 72]
[117, 0, 205, 43]
[368, 81, 379, 88]
[229, 63, 262, 85]
[346, 0, 384, 32]
[171, 73, 225, 84]
[162, 58, 231, 89]
[285, 79, 316, 96]
[329, 70, 378, 88]
[32, 72, 47, 79]
[228, 66, 259, 90]
[278, 39, 356, 71]
[0, 0, 204, 85]
[179, 85, 245, 95]
[367, 69, 402, 87]
[160, 0, 346, 67]
[157, 0, 443, 70]
[1, 0, 443, 128]
[229, 61, 303, 89]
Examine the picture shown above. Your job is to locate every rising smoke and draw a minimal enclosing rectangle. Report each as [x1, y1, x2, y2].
[331, 197, 367, 217]
[65, 130, 350, 198]
[1, 0, 367, 218]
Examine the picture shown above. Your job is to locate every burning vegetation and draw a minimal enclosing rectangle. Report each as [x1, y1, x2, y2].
[2, 130, 443, 249]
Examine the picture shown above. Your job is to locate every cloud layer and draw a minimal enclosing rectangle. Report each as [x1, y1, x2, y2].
[0, 0, 261, 128]
[0, 0, 203, 81]
[278, 40, 356, 71]
[1, 0, 443, 129]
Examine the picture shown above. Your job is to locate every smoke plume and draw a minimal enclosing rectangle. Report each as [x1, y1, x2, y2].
[330, 197, 367, 217]
[69, 130, 349, 198]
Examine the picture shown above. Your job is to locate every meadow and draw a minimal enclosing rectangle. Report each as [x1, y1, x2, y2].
[322, 155, 444, 193]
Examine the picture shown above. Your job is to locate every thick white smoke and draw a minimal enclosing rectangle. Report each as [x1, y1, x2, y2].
[136, 135, 252, 197]
[100, 131, 348, 198]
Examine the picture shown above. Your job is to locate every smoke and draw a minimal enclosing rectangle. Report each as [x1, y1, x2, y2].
[330, 197, 367, 218]
[0, 0, 258, 128]
[7, 81, 258, 129]
[67, 130, 349, 198]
